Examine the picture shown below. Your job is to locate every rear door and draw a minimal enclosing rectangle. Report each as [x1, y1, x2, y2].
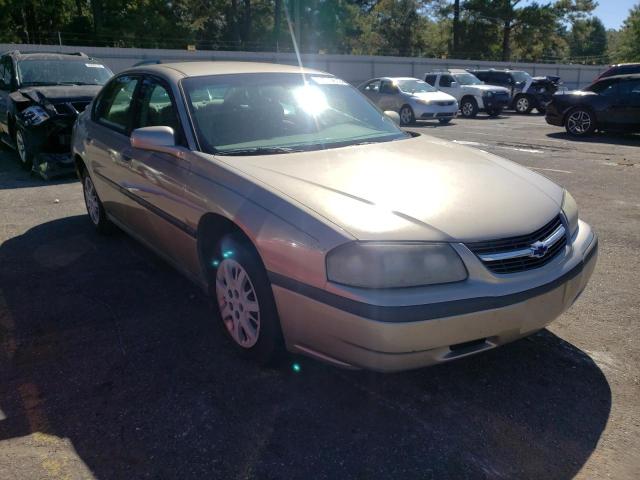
[123, 75, 195, 266]
[361, 79, 382, 106]
[84, 74, 141, 223]
[617, 78, 640, 128]
[378, 80, 401, 110]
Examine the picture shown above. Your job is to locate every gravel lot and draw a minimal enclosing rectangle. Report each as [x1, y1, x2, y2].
[0, 113, 639, 479]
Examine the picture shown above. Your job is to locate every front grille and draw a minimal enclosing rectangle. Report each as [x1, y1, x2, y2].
[437, 100, 455, 106]
[466, 215, 567, 274]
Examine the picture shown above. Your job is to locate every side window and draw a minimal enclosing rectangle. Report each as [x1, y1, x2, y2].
[94, 76, 139, 134]
[474, 71, 488, 82]
[439, 75, 454, 87]
[424, 75, 436, 86]
[591, 79, 619, 97]
[364, 80, 381, 92]
[137, 78, 183, 145]
[379, 80, 397, 94]
[618, 79, 640, 97]
[0, 57, 11, 90]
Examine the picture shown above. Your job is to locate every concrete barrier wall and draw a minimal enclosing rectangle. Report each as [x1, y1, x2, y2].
[0, 43, 607, 89]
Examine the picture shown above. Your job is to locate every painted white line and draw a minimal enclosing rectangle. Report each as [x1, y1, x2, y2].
[452, 140, 489, 147]
[528, 166, 573, 174]
[500, 147, 544, 154]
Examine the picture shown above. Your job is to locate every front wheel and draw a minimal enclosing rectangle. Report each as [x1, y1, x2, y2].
[460, 98, 478, 118]
[514, 95, 533, 114]
[82, 170, 113, 233]
[565, 108, 596, 137]
[213, 234, 285, 365]
[399, 105, 415, 125]
[15, 128, 34, 170]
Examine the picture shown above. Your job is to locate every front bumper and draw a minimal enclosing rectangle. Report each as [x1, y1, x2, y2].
[414, 103, 458, 120]
[272, 221, 598, 372]
[481, 95, 510, 111]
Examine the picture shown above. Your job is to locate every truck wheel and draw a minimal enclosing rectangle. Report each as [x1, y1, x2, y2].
[15, 128, 34, 170]
[514, 95, 533, 114]
[460, 98, 478, 118]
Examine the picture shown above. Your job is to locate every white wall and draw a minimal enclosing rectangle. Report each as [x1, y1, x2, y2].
[1, 43, 607, 89]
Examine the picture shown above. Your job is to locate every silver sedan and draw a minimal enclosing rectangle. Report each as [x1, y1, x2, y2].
[72, 62, 597, 372]
[359, 77, 459, 125]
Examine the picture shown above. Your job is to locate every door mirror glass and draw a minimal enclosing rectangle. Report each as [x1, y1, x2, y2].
[384, 110, 400, 125]
[450, 81, 459, 88]
[131, 126, 178, 154]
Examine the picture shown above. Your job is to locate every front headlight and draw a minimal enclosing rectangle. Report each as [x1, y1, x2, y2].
[326, 242, 467, 289]
[562, 190, 579, 237]
[21, 105, 50, 126]
[415, 98, 432, 105]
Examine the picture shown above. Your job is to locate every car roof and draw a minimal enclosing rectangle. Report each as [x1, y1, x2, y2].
[128, 61, 328, 78]
[382, 77, 421, 81]
[608, 63, 640, 67]
[597, 73, 640, 81]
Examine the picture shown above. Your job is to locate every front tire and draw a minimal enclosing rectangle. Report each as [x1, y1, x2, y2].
[514, 94, 533, 114]
[212, 234, 285, 366]
[399, 105, 415, 125]
[565, 108, 596, 137]
[460, 97, 478, 118]
[15, 128, 33, 170]
[82, 170, 113, 233]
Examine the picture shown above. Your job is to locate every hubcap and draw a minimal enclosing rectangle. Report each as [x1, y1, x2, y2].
[516, 97, 529, 112]
[462, 102, 473, 116]
[567, 110, 592, 134]
[16, 131, 26, 163]
[400, 107, 412, 124]
[215, 258, 260, 348]
[83, 175, 101, 225]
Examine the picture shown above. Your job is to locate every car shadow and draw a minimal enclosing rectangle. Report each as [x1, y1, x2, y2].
[0, 150, 77, 190]
[547, 131, 640, 147]
[0, 215, 611, 479]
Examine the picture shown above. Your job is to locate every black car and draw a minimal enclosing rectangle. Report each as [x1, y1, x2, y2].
[0, 51, 113, 178]
[545, 74, 640, 137]
[470, 69, 563, 114]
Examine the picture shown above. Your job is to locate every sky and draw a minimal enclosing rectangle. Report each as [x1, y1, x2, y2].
[592, 0, 637, 29]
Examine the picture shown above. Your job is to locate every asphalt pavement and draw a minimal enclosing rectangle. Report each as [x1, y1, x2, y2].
[0, 113, 639, 479]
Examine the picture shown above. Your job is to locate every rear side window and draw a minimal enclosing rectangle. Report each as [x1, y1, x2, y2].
[94, 76, 139, 134]
[473, 71, 488, 82]
[363, 80, 381, 92]
[424, 74, 436, 86]
[0, 57, 11, 90]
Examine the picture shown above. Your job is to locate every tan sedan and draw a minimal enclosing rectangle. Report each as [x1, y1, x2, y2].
[71, 62, 597, 372]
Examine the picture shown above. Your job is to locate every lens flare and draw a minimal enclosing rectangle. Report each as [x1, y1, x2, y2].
[293, 85, 328, 116]
[292, 362, 302, 373]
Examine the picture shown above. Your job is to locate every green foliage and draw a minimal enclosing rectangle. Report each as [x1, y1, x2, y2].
[614, 3, 640, 62]
[568, 17, 607, 62]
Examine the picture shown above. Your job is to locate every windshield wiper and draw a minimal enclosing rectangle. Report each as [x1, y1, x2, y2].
[216, 146, 308, 156]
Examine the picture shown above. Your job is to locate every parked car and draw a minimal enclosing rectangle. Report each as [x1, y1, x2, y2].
[72, 62, 597, 372]
[594, 63, 640, 82]
[0, 50, 113, 178]
[470, 69, 563, 114]
[424, 69, 510, 118]
[546, 74, 640, 136]
[358, 77, 458, 125]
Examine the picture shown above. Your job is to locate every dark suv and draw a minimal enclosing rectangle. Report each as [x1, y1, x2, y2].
[0, 51, 113, 178]
[469, 69, 563, 114]
[594, 63, 640, 82]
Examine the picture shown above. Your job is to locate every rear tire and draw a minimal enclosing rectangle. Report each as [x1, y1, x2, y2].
[565, 108, 596, 137]
[514, 94, 533, 114]
[460, 97, 478, 118]
[211, 233, 285, 366]
[81, 170, 113, 233]
[399, 105, 415, 125]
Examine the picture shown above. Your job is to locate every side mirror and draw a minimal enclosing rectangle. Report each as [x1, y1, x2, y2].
[384, 110, 400, 125]
[450, 81, 459, 88]
[131, 126, 178, 155]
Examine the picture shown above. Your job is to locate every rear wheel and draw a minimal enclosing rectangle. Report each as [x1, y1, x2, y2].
[15, 128, 33, 170]
[399, 105, 415, 125]
[565, 108, 596, 137]
[212, 234, 285, 365]
[460, 97, 478, 118]
[82, 170, 113, 233]
[514, 94, 533, 114]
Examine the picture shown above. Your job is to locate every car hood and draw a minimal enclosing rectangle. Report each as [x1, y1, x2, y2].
[465, 84, 510, 94]
[409, 90, 456, 102]
[14, 85, 102, 104]
[223, 134, 563, 242]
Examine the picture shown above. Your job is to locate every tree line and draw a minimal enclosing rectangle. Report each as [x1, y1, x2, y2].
[0, 0, 638, 63]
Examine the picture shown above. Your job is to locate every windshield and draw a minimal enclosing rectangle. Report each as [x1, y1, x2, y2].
[17, 59, 113, 86]
[396, 79, 436, 93]
[183, 73, 409, 155]
[453, 73, 483, 85]
[511, 71, 532, 84]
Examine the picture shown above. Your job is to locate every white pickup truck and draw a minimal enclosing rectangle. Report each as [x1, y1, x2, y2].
[424, 69, 511, 118]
